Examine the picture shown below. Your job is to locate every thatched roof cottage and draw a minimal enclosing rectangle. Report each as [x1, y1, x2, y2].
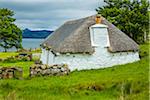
[40, 15, 139, 71]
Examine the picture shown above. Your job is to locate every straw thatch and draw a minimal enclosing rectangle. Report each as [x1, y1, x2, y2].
[42, 15, 138, 54]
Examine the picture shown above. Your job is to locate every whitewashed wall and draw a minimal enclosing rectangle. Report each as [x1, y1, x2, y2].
[40, 48, 47, 64]
[40, 24, 140, 71]
[41, 48, 139, 71]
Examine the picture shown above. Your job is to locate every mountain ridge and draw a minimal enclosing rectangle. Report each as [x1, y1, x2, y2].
[22, 28, 53, 39]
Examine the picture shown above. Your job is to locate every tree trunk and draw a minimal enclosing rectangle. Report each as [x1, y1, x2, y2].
[4, 42, 7, 52]
[4, 48, 7, 52]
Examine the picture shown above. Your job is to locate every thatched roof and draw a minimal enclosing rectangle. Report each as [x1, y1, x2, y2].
[42, 15, 139, 54]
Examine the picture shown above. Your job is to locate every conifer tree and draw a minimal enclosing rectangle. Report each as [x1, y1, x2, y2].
[96, 0, 149, 43]
[0, 8, 22, 52]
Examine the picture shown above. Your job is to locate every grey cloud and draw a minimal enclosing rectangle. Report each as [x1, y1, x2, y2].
[0, 0, 105, 30]
[15, 9, 95, 20]
[0, 0, 103, 12]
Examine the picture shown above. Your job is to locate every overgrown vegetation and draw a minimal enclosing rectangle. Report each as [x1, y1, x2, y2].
[0, 43, 149, 100]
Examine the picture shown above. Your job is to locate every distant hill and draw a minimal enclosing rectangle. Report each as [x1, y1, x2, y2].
[22, 28, 53, 39]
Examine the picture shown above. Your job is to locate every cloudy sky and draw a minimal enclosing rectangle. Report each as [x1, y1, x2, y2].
[0, 0, 105, 30]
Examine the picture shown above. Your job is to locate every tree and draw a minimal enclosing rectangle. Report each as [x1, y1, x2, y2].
[96, 0, 149, 44]
[0, 8, 22, 52]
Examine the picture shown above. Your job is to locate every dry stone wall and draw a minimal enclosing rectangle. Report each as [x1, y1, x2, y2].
[0, 64, 70, 79]
[0, 67, 23, 79]
[30, 64, 70, 77]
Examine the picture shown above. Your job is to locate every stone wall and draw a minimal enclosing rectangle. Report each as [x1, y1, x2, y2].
[30, 64, 70, 77]
[0, 67, 23, 79]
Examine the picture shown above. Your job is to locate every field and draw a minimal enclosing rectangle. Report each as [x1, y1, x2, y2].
[0, 52, 18, 59]
[0, 43, 149, 100]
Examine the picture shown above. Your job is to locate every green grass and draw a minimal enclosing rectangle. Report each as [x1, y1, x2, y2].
[0, 61, 34, 78]
[0, 52, 18, 59]
[0, 49, 41, 59]
[0, 43, 149, 100]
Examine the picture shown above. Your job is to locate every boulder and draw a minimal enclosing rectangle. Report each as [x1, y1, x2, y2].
[0, 67, 23, 79]
[41, 65, 47, 69]
[8, 72, 14, 79]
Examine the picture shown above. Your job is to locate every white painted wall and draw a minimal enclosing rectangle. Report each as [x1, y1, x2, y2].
[40, 49, 54, 65]
[48, 51, 54, 65]
[40, 48, 47, 64]
[90, 24, 108, 47]
[40, 24, 140, 71]
[41, 49, 139, 71]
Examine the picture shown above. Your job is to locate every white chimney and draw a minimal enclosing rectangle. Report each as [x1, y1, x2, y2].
[89, 15, 110, 48]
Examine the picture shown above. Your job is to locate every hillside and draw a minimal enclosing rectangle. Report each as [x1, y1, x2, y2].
[22, 28, 53, 38]
[0, 43, 149, 100]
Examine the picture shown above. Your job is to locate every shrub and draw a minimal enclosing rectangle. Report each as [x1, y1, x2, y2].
[3, 56, 17, 63]
[0, 58, 3, 62]
[2, 54, 32, 63]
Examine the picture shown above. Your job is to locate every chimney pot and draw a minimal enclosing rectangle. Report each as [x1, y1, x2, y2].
[95, 14, 102, 24]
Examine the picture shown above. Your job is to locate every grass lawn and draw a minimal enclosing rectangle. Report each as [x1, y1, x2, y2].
[0, 43, 149, 100]
[0, 52, 18, 59]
